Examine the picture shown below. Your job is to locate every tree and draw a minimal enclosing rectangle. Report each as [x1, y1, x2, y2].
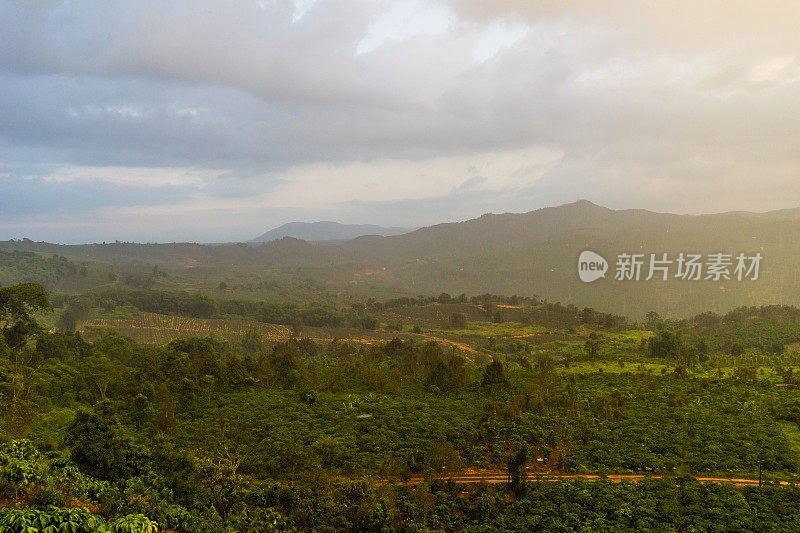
[65, 402, 146, 480]
[507, 447, 528, 496]
[130, 393, 155, 432]
[56, 295, 92, 331]
[585, 339, 601, 358]
[647, 330, 692, 362]
[731, 366, 757, 383]
[360, 315, 378, 330]
[481, 360, 510, 391]
[645, 311, 663, 330]
[0, 283, 51, 349]
[449, 313, 467, 329]
[768, 341, 785, 356]
[0, 283, 51, 428]
[240, 330, 265, 356]
[729, 342, 745, 358]
[426, 355, 466, 392]
[78, 353, 125, 401]
[194, 447, 247, 521]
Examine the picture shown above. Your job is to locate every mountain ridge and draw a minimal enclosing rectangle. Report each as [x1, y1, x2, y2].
[249, 221, 413, 243]
[4, 200, 800, 318]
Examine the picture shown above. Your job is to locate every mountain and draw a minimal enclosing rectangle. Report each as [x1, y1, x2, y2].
[341, 200, 800, 318]
[4, 200, 800, 318]
[249, 221, 413, 243]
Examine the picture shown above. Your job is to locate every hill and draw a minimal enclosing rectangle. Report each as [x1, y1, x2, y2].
[4, 200, 800, 318]
[250, 221, 412, 243]
[331, 200, 799, 317]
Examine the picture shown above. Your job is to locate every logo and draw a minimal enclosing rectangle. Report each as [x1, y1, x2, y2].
[578, 250, 608, 283]
[577, 250, 762, 283]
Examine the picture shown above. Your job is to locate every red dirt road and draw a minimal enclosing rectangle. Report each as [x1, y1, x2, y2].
[395, 469, 791, 487]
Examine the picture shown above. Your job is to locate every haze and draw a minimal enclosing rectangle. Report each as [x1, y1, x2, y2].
[2, 0, 799, 243]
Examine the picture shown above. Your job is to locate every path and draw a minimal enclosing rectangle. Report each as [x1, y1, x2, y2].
[395, 469, 791, 488]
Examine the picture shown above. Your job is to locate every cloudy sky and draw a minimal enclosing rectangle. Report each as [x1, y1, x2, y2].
[2, 1, 800, 243]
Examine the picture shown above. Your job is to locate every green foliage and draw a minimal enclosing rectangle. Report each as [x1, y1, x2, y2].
[64, 403, 146, 481]
[10, 285, 800, 531]
[0, 251, 102, 293]
[0, 282, 51, 349]
[0, 507, 158, 533]
[0, 441, 43, 487]
[679, 305, 800, 355]
[107, 513, 158, 533]
[0, 507, 106, 533]
[449, 312, 467, 329]
[481, 360, 510, 390]
[359, 315, 378, 330]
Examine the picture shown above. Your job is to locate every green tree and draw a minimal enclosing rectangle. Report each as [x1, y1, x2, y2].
[449, 313, 467, 329]
[0, 283, 51, 429]
[194, 447, 247, 521]
[585, 339, 601, 358]
[507, 447, 528, 496]
[78, 353, 126, 401]
[130, 393, 155, 432]
[481, 360, 510, 391]
[64, 402, 146, 481]
[240, 330, 265, 356]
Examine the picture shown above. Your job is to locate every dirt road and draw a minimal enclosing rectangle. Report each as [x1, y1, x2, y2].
[396, 469, 790, 487]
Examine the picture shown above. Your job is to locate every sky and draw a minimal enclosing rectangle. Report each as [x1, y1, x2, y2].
[2, 0, 800, 243]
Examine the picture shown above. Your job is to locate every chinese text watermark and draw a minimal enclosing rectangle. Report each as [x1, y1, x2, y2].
[579, 251, 762, 283]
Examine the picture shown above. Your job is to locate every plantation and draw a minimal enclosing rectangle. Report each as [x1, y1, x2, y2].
[82, 312, 292, 344]
[6, 283, 800, 530]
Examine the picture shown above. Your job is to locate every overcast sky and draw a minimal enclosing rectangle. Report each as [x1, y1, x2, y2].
[2, 1, 800, 243]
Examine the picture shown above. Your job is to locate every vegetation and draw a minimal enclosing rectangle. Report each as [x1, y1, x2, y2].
[5, 277, 800, 530]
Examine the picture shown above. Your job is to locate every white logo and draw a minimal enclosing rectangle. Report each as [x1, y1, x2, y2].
[578, 251, 608, 283]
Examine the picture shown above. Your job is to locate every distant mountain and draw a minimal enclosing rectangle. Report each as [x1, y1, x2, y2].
[5, 200, 800, 318]
[340, 200, 800, 318]
[250, 221, 413, 243]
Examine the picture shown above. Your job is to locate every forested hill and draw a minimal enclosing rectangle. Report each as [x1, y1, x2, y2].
[341, 200, 800, 317]
[345, 200, 800, 258]
[4, 200, 800, 318]
[250, 221, 412, 242]
[0, 237, 342, 266]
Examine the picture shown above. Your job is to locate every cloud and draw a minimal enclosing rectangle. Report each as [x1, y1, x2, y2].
[0, 173, 195, 215]
[1, 0, 799, 242]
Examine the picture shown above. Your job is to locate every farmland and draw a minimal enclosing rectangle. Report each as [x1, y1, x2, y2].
[80, 309, 484, 356]
[82, 312, 292, 344]
[7, 281, 800, 531]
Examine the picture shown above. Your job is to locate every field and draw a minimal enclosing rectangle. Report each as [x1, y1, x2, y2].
[82, 312, 292, 344]
[80, 310, 483, 356]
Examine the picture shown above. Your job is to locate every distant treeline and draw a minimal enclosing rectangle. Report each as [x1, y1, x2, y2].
[56, 289, 373, 330]
[370, 292, 541, 310]
[0, 250, 79, 289]
[54, 288, 631, 333]
[371, 292, 629, 330]
[644, 305, 800, 356]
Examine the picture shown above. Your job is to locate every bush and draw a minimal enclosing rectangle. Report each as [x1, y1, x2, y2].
[0, 507, 106, 533]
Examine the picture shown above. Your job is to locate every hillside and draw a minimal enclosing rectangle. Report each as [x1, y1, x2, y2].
[250, 221, 413, 243]
[3, 200, 800, 318]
